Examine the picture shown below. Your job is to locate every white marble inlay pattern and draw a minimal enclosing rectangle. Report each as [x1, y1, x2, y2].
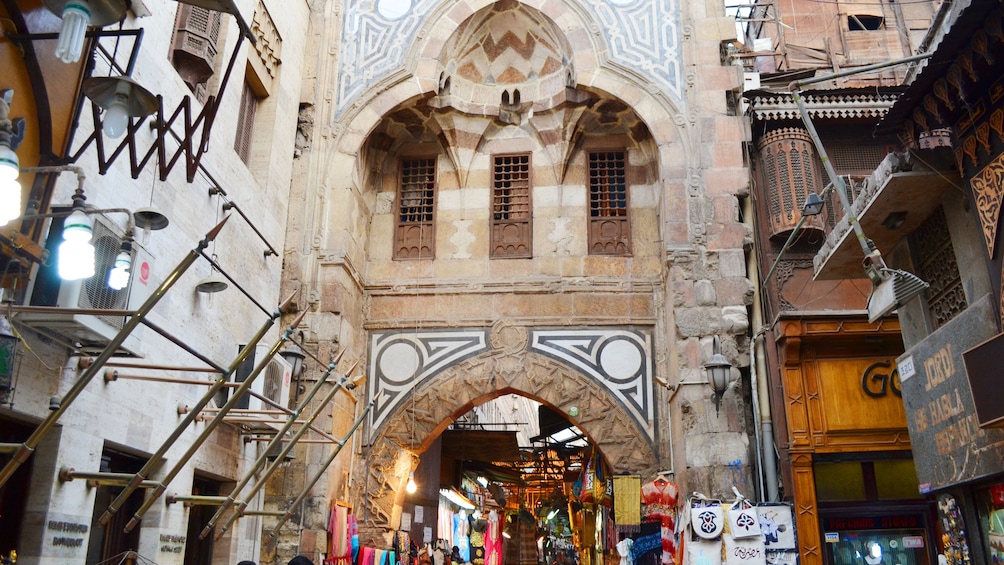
[529, 327, 655, 440]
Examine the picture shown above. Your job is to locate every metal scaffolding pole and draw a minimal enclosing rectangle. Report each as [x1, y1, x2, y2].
[0, 217, 230, 489]
[120, 311, 307, 533]
[97, 292, 295, 527]
[264, 396, 377, 544]
[200, 360, 349, 538]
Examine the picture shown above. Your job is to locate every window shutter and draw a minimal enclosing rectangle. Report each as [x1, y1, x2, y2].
[395, 158, 437, 259]
[234, 81, 258, 164]
[491, 154, 532, 258]
[587, 151, 632, 255]
[171, 6, 222, 88]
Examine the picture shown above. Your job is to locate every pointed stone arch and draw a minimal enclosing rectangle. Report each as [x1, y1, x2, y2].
[351, 327, 662, 546]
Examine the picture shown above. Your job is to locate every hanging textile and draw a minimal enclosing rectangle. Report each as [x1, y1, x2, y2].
[361, 546, 377, 565]
[485, 509, 502, 565]
[631, 522, 662, 565]
[440, 503, 455, 549]
[326, 504, 351, 565]
[641, 478, 679, 565]
[613, 475, 642, 534]
[350, 513, 360, 564]
[454, 509, 471, 562]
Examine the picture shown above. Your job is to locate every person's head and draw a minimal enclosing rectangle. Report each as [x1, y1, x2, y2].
[288, 557, 314, 565]
[238, 562, 257, 565]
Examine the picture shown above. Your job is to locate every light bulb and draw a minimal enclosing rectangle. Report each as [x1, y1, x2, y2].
[102, 94, 130, 138]
[59, 208, 95, 280]
[406, 472, 417, 494]
[58, 238, 95, 280]
[54, 1, 92, 64]
[0, 144, 18, 181]
[0, 177, 21, 226]
[107, 249, 131, 290]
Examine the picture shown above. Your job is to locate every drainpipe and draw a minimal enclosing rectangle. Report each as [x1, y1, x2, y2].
[743, 196, 778, 502]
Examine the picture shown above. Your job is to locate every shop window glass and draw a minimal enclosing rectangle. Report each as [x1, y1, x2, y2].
[815, 461, 867, 501]
[874, 460, 922, 500]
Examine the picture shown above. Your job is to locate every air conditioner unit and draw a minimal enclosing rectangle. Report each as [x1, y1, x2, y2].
[235, 344, 292, 429]
[20, 213, 154, 357]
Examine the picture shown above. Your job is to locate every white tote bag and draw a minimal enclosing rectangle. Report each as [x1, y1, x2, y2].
[723, 532, 765, 565]
[690, 500, 725, 540]
[686, 538, 723, 565]
[726, 499, 761, 539]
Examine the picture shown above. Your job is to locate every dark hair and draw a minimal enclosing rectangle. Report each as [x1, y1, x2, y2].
[288, 557, 315, 565]
[238, 562, 258, 565]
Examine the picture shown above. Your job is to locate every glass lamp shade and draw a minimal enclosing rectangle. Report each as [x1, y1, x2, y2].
[58, 209, 95, 280]
[53, 1, 91, 63]
[107, 249, 131, 290]
[102, 95, 131, 138]
[704, 336, 733, 414]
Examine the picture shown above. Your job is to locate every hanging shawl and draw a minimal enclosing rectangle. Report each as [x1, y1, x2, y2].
[613, 475, 642, 534]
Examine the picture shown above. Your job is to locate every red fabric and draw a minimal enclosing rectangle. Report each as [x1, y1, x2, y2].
[641, 479, 679, 565]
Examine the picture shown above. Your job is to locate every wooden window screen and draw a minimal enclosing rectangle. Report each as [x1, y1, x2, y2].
[169, 6, 222, 102]
[491, 153, 532, 258]
[234, 81, 258, 164]
[394, 158, 436, 260]
[588, 150, 631, 255]
[913, 207, 967, 330]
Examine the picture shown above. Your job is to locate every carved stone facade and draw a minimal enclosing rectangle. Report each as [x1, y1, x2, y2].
[281, 0, 755, 557]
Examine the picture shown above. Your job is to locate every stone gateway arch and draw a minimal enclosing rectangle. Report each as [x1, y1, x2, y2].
[351, 321, 663, 545]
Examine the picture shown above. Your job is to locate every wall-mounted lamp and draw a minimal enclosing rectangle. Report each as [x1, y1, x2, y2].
[196, 254, 228, 294]
[280, 342, 306, 380]
[0, 90, 26, 226]
[801, 192, 825, 217]
[195, 271, 228, 294]
[107, 236, 133, 290]
[45, 0, 128, 63]
[58, 189, 95, 281]
[704, 336, 732, 415]
[82, 76, 158, 139]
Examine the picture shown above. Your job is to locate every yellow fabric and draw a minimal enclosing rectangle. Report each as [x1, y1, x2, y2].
[613, 475, 642, 527]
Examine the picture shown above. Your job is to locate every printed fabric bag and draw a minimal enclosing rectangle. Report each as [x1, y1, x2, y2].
[685, 538, 723, 565]
[690, 496, 725, 540]
[723, 532, 765, 565]
[726, 498, 761, 539]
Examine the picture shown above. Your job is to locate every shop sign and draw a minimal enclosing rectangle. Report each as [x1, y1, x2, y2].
[902, 537, 925, 549]
[824, 516, 921, 530]
[898, 295, 1004, 491]
[48, 520, 88, 549]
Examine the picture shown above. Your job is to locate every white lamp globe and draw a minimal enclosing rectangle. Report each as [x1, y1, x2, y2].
[102, 94, 130, 138]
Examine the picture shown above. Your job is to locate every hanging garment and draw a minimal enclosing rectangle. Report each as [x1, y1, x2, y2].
[484, 509, 502, 565]
[454, 510, 471, 562]
[641, 478, 679, 565]
[617, 537, 635, 565]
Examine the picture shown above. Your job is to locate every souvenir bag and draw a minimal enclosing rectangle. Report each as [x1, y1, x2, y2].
[690, 496, 725, 540]
[723, 532, 765, 565]
[726, 498, 761, 539]
[685, 539, 722, 565]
